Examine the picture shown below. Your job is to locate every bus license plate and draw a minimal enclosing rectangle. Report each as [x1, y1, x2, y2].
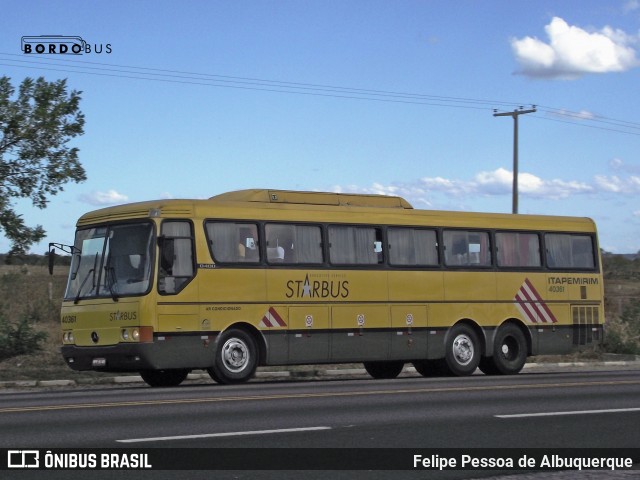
[92, 358, 107, 367]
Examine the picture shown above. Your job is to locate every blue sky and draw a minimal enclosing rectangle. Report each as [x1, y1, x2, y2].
[1, 0, 639, 254]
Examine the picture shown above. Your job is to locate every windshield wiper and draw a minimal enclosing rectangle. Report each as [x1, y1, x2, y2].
[104, 260, 120, 302]
[74, 253, 99, 304]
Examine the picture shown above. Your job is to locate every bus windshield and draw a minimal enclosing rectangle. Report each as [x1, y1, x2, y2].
[64, 222, 155, 301]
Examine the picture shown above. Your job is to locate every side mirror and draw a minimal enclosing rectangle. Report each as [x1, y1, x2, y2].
[48, 244, 56, 275]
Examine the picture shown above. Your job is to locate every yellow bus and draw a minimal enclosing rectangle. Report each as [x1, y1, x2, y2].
[50, 189, 604, 387]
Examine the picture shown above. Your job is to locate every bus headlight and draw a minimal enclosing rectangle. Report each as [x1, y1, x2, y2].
[63, 331, 75, 344]
[121, 329, 130, 341]
[132, 328, 140, 341]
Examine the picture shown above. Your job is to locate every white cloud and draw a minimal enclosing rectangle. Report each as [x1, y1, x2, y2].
[79, 189, 129, 206]
[331, 166, 640, 208]
[551, 109, 596, 121]
[610, 157, 640, 174]
[594, 174, 640, 193]
[511, 17, 640, 79]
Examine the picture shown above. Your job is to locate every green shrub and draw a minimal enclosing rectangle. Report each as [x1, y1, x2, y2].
[0, 314, 48, 361]
[604, 299, 640, 355]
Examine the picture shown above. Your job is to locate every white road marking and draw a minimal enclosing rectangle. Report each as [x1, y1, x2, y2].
[117, 426, 331, 443]
[496, 407, 640, 419]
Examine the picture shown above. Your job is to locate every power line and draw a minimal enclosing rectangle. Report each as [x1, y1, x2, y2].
[0, 52, 524, 111]
[1, 52, 639, 136]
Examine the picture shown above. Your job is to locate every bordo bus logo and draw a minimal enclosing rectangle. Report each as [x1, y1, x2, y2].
[21, 35, 112, 55]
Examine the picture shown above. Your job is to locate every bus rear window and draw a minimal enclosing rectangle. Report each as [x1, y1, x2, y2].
[545, 233, 595, 269]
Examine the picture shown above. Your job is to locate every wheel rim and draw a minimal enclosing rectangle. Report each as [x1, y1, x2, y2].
[221, 338, 250, 373]
[452, 334, 475, 366]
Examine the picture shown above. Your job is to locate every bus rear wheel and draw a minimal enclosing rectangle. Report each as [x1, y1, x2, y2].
[363, 361, 404, 379]
[140, 369, 190, 387]
[208, 329, 258, 385]
[489, 324, 527, 375]
[443, 324, 480, 376]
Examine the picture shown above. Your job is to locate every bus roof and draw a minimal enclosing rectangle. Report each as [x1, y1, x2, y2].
[76, 189, 596, 233]
[210, 189, 414, 209]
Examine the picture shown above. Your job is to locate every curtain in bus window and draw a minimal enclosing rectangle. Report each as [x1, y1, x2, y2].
[159, 221, 194, 294]
[444, 230, 491, 267]
[546, 233, 594, 269]
[545, 234, 572, 268]
[208, 223, 237, 262]
[388, 228, 438, 266]
[572, 236, 595, 268]
[329, 226, 354, 264]
[265, 224, 323, 264]
[207, 222, 259, 263]
[497, 232, 541, 267]
[294, 225, 323, 264]
[329, 226, 379, 265]
[162, 222, 193, 277]
[355, 227, 379, 264]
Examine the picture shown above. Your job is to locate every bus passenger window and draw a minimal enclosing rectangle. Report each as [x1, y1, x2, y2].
[158, 221, 195, 295]
[329, 226, 383, 265]
[496, 232, 541, 267]
[545, 233, 595, 269]
[388, 228, 438, 266]
[443, 230, 491, 267]
[265, 224, 323, 264]
[206, 222, 260, 263]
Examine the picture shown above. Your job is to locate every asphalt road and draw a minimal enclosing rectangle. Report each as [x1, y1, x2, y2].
[1, 367, 639, 479]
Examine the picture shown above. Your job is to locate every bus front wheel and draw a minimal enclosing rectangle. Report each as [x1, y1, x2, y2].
[413, 359, 448, 377]
[363, 361, 404, 379]
[140, 369, 190, 387]
[208, 329, 258, 385]
[443, 324, 480, 376]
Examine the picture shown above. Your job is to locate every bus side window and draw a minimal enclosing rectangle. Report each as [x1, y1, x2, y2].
[545, 233, 595, 270]
[329, 226, 383, 265]
[206, 222, 260, 263]
[443, 230, 491, 267]
[158, 221, 195, 294]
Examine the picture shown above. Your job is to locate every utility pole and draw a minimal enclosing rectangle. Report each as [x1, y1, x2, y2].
[493, 106, 536, 214]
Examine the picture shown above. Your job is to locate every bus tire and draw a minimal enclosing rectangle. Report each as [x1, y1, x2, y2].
[490, 324, 527, 375]
[140, 369, 189, 387]
[478, 356, 501, 375]
[363, 361, 404, 379]
[443, 324, 480, 376]
[413, 359, 448, 377]
[208, 329, 258, 385]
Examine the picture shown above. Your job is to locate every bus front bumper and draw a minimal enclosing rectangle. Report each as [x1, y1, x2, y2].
[61, 337, 216, 373]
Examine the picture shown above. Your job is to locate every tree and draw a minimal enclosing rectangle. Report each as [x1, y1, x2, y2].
[0, 76, 86, 256]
